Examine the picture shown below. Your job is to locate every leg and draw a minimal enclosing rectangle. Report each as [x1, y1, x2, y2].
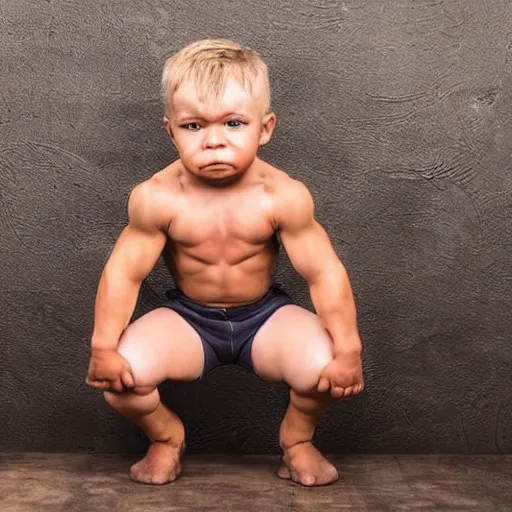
[251, 304, 338, 486]
[104, 307, 205, 485]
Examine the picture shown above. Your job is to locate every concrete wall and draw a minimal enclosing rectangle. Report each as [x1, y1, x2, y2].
[1, 0, 511, 453]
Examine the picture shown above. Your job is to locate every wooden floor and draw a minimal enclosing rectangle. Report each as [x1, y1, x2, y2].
[0, 453, 511, 511]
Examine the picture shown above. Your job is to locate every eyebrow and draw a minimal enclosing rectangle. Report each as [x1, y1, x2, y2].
[177, 112, 249, 122]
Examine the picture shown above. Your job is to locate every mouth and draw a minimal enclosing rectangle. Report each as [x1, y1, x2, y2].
[201, 162, 232, 171]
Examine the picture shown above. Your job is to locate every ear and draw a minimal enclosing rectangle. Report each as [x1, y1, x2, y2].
[259, 112, 276, 146]
[163, 116, 176, 146]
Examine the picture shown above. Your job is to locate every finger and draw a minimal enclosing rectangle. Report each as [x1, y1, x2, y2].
[330, 386, 345, 400]
[86, 379, 110, 391]
[85, 376, 97, 386]
[317, 376, 330, 393]
[110, 378, 124, 393]
[343, 387, 354, 397]
[98, 381, 112, 391]
[85, 376, 97, 387]
[121, 370, 135, 389]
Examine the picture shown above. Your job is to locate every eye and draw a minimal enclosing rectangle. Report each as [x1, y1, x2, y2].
[226, 120, 244, 128]
[181, 122, 200, 131]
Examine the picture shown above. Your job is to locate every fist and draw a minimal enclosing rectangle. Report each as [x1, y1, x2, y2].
[317, 352, 364, 400]
[86, 348, 135, 393]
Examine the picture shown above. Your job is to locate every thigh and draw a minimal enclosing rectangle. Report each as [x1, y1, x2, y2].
[250, 305, 334, 394]
[117, 307, 205, 388]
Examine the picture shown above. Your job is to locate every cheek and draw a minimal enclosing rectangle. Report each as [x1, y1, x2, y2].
[230, 128, 261, 148]
[174, 134, 201, 155]
[231, 139, 260, 166]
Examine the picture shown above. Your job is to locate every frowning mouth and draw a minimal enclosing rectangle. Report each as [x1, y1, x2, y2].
[201, 162, 232, 171]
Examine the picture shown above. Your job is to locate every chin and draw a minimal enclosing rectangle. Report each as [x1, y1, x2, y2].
[205, 169, 241, 181]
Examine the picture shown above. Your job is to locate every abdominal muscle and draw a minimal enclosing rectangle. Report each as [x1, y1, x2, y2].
[163, 241, 279, 307]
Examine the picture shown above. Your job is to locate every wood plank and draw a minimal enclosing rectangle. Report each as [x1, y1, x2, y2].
[0, 454, 511, 511]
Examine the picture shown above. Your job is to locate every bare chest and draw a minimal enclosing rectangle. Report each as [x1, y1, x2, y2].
[168, 189, 276, 262]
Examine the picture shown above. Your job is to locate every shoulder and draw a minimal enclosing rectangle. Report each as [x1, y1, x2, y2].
[258, 162, 314, 230]
[127, 162, 182, 231]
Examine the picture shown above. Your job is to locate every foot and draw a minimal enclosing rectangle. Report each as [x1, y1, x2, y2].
[130, 441, 185, 485]
[277, 441, 338, 487]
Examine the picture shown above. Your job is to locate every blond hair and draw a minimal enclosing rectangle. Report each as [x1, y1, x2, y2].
[161, 39, 270, 115]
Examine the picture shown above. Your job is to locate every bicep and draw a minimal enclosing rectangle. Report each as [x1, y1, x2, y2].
[280, 220, 341, 284]
[276, 180, 341, 283]
[107, 224, 167, 282]
[105, 183, 169, 282]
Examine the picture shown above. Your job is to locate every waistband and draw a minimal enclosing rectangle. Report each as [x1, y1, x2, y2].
[164, 284, 290, 321]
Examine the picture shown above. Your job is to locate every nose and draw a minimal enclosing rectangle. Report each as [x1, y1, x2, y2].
[203, 125, 226, 149]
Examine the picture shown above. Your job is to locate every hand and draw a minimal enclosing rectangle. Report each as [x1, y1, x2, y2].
[317, 352, 364, 400]
[85, 348, 135, 393]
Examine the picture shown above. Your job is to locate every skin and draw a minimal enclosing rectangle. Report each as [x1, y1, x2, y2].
[86, 76, 364, 487]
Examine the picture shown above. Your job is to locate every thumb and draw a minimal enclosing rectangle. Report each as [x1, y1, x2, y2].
[121, 369, 135, 389]
[317, 376, 330, 393]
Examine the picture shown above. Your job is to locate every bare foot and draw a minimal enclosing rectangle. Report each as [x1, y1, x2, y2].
[277, 442, 338, 487]
[130, 441, 185, 485]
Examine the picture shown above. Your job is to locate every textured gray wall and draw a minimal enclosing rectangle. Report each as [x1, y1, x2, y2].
[1, 0, 511, 454]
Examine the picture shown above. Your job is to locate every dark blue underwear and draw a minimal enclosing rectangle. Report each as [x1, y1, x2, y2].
[162, 284, 295, 378]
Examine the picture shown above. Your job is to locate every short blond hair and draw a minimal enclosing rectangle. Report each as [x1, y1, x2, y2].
[161, 39, 270, 115]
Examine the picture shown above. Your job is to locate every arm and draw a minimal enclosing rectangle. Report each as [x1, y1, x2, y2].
[276, 180, 361, 357]
[91, 181, 170, 351]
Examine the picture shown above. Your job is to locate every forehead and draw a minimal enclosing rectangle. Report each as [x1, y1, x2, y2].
[171, 78, 263, 118]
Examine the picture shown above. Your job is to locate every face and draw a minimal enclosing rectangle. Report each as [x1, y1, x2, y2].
[163, 78, 275, 183]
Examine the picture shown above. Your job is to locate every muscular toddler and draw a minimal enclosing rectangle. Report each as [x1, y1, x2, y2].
[86, 39, 364, 487]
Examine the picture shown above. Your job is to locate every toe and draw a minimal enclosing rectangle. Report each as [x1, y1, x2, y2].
[130, 470, 146, 484]
[151, 475, 169, 485]
[319, 465, 339, 485]
[300, 474, 317, 486]
[277, 461, 291, 480]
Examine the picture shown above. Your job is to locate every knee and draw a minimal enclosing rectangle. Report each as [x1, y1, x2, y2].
[116, 324, 138, 362]
[287, 344, 333, 395]
[290, 362, 331, 395]
[116, 329, 155, 389]
[103, 386, 159, 416]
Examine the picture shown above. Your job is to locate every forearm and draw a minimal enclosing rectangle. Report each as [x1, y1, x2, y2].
[309, 264, 362, 356]
[91, 265, 142, 351]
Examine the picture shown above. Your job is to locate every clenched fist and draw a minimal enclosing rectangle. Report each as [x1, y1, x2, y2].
[317, 351, 364, 400]
[86, 348, 135, 393]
